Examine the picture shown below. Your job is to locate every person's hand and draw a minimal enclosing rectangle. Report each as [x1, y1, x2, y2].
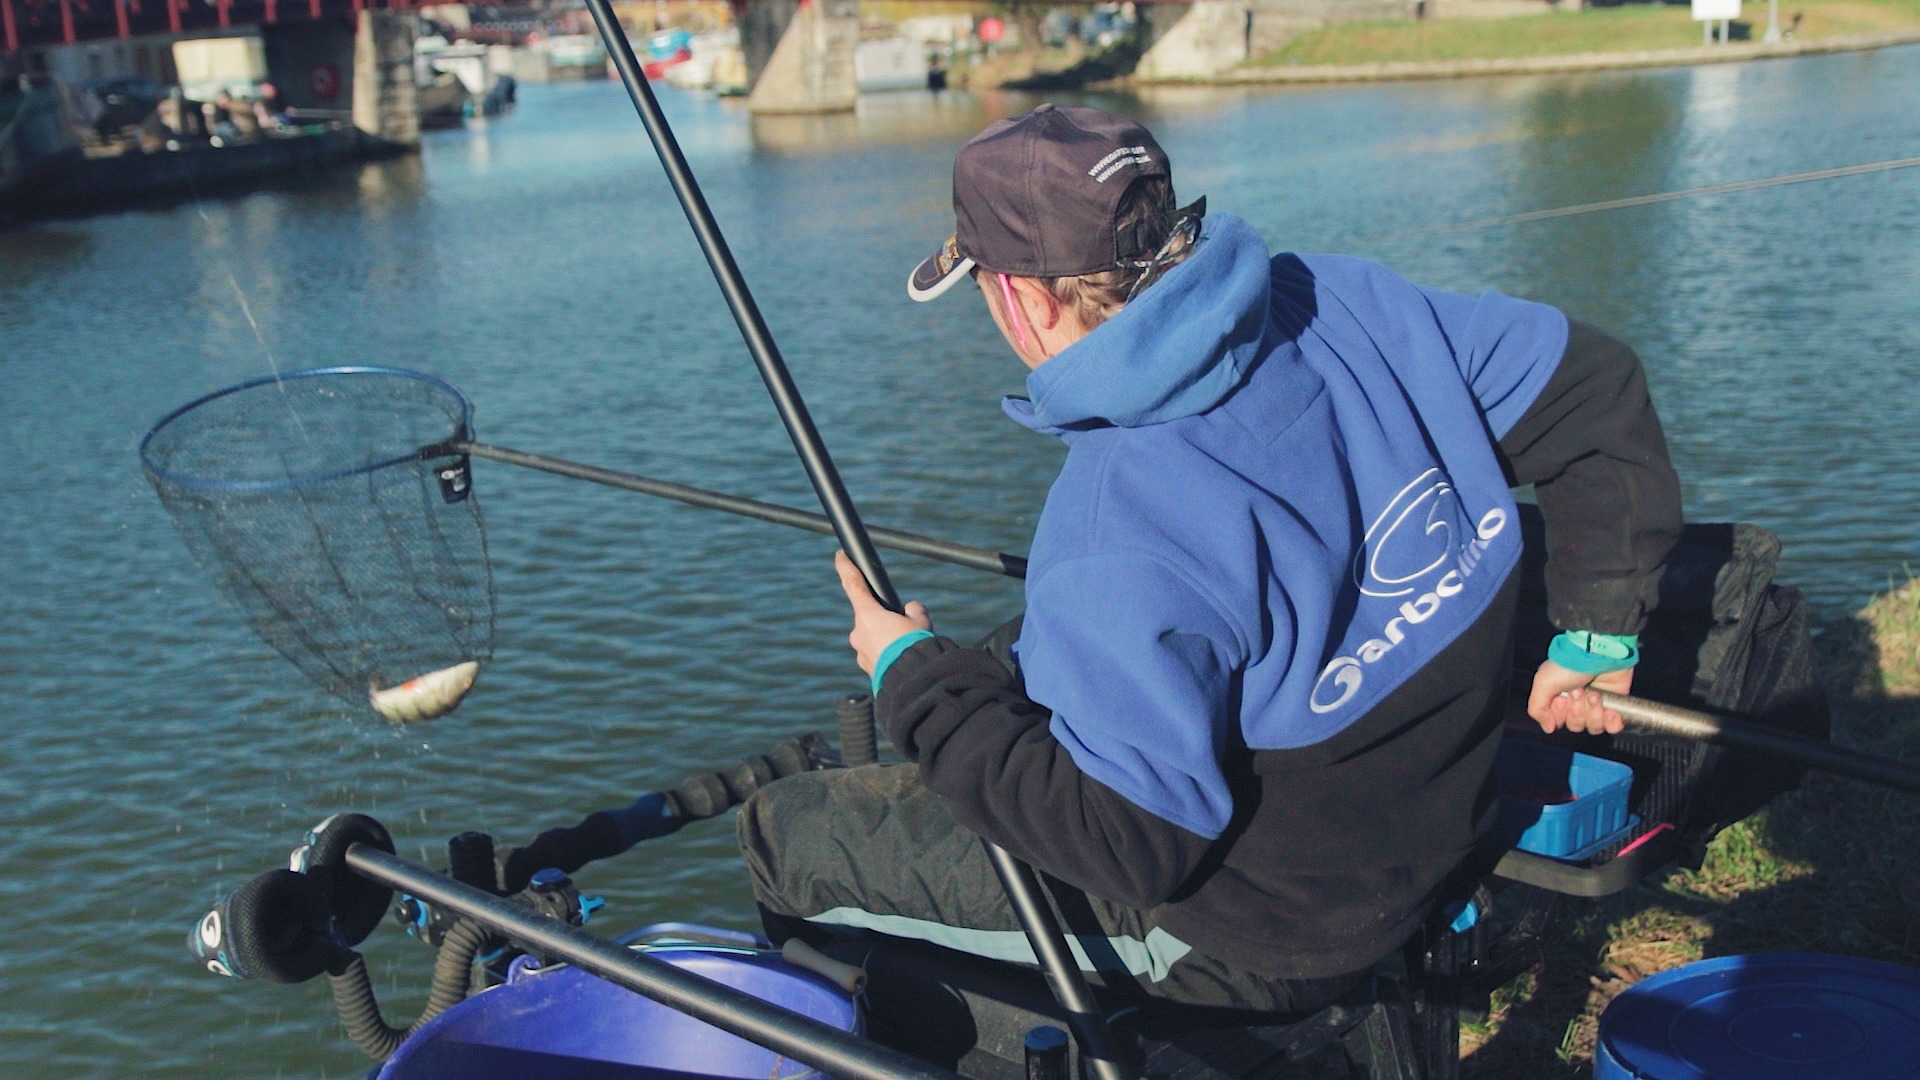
[1527, 661, 1633, 735]
[834, 550, 932, 675]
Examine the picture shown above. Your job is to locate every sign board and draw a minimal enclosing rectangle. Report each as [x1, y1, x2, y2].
[1691, 0, 1741, 19]
[308, 61, 342, 103]
[977, 16, 1005, 44]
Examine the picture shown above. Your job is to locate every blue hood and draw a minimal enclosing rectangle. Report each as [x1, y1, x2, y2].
[1004, 215, 1275, 432]
[1006, 233, 1570, 843]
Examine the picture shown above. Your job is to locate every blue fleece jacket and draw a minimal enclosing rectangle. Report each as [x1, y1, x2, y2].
[1002, 214, 1567, 842]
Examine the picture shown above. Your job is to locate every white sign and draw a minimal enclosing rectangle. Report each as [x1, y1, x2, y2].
[1693, 0, 1741, 20]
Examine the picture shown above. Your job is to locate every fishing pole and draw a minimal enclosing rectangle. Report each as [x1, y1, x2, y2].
[575, 5, 1137, 1076]
[455, 439, 1028, 578]
[460, 439, 1917, 794]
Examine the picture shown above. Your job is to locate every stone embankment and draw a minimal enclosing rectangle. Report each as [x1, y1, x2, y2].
[1198, 27, 1920, 84]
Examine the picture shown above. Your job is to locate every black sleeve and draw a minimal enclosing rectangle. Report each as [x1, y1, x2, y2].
[874, 636, 1217, 910]
[1497, 318, 1684, 635]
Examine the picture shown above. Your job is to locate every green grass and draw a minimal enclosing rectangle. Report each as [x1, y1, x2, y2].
[1858, 574, 1920, 696]
[1461, 576, 1920, 1076]
[1247, 0, 1920, 68]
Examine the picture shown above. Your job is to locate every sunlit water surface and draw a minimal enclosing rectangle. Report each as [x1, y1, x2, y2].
[2, 46, 1916, 1076]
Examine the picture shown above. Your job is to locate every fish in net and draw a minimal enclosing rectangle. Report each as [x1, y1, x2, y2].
[141, 367, 495, 722]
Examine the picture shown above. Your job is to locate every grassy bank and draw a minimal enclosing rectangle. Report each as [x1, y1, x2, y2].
[1249, 0, 1920, 68]
[1463, 576, 1920, 1075]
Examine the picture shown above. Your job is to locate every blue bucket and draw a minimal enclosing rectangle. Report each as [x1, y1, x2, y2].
[378, 944, 861, 1080]
[1595, 952, 1920, 1079]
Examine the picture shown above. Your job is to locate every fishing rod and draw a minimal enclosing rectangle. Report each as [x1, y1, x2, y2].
[576, 5, 1137, 1077]
[455, 439, 1028, 578]
[460, 439, 1918, 795]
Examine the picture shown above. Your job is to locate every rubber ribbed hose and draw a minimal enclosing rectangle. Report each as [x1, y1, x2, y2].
[328, 918, 491, 1060]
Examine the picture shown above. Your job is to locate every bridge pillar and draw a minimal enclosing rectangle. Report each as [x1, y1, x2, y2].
[352, 10, 420, 146]
[745, 0, 858, 115]
[1135, 3, 1255, 82]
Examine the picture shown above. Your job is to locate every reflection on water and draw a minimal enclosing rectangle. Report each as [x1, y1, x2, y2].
[1, 46, 1916, 1077]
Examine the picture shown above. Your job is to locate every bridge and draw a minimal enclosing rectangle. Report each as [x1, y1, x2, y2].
[4, 0, 1413, 113]
[2, 0, 427, 52]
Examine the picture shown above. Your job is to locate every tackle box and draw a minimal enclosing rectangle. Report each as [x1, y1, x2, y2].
[1493, 740, 1635, 861]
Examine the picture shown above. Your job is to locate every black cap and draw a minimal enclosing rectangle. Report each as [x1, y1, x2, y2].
[908, 104, 1172, 302]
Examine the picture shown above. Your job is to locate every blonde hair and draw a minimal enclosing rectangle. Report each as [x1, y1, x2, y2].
[1042, 177, 1196, 329]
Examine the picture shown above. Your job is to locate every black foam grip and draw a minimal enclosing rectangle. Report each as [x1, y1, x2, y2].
[299, 813, 395, 947]
[447, 832, 497, 893]
[498, 812, 626, 895]
[768, 730, 814, 772]
[208, 869, 348, 984]
[720, 755, 777, 800]
[673, 771, 730, 819]
[668, 733, 835, 820]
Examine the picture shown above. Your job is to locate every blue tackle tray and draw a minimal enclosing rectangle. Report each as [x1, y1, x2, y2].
[1494, 739, 1635, 860]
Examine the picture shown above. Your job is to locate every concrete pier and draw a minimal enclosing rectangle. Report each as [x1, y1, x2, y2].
[745, 0, 859, 115]
[352, 10, 421, 146]
[1137, 0, 1416, 81]
[1136, 3, 1257, 82]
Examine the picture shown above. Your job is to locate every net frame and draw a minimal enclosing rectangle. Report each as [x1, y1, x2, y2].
[141, 366, 496, 713]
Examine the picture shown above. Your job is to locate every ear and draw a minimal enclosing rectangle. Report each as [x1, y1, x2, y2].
[1005, 276, 1062, 331]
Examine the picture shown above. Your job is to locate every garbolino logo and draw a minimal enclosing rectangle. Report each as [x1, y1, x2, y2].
[1087, 145, 1155, 183]
[1311, 469, 1508, 714]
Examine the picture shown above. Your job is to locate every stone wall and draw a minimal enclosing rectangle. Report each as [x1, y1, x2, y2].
[352, 10, 420, 146]
[1139, 0, 1421, 81]
[739, 0, 801, 91]
[745, 0, 860, 115]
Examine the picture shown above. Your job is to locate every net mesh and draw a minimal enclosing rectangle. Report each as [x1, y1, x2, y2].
[141, 368, 494, 710]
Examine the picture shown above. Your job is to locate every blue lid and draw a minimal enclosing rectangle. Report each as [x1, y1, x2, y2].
[1596, 953, 1920, 1080]
[1024, 1025, 1071, 1052]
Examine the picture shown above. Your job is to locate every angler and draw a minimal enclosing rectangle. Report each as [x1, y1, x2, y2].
[745, 103, 1684, 1012]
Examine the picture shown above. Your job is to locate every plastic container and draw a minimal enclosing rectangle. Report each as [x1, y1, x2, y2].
[378, 944, 860, 1080]
[1595, 952, 1920, 1079]
[1494, 739, 1634, 860]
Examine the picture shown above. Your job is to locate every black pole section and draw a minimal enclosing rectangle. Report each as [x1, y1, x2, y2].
[458, 438, 1915, 796]
[574, 10, 1137, 1075]
[344, 844, 958, 1080]
[455, 440, 1028, 579]
[580, 0, 898, 613]
[986, 846, 1138, 1076]
[1599, 692, 1920, 794]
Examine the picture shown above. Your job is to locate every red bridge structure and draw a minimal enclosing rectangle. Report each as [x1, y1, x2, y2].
[1, 0, 434, 52]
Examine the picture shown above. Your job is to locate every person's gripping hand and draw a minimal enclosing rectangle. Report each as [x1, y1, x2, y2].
[834, 550, 933, 676]
[1527, 661, 1633, 735]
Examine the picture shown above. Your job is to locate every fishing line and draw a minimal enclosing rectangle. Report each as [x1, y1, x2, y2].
[183, 157, 316, 449]
[1384, 153, 1920, 238]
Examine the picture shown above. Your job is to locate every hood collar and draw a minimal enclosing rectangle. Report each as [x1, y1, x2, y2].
[1003, 214, 1274, 434]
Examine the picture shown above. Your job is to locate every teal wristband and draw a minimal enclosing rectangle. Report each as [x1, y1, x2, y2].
[1547, 630, 1640, 675]
[871, 630, 936, 696]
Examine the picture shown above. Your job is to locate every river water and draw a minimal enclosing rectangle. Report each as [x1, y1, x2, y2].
[2, 45, 1916, 1076]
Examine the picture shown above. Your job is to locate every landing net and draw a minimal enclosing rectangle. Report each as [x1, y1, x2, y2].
[141, 367, 495, 718]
